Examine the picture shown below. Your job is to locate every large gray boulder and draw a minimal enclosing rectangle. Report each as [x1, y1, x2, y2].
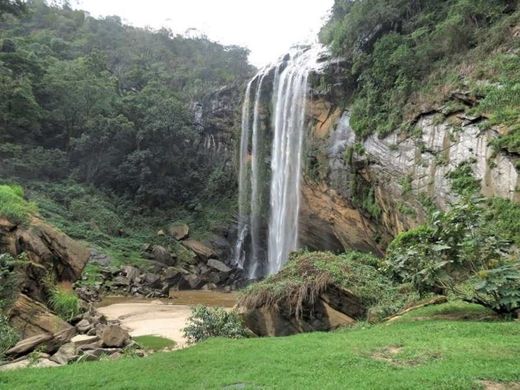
[50, 343, 78, 365]
[6, 334, 53, 357]
[8, 294, 76, 352]
[207, 259, 231, 273]
[182, 240, 216, 261]
[151, 245, 175, 266]
[101, 325, 129, 348]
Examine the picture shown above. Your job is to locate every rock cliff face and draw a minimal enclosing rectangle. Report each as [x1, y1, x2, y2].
[194, 83, 244, 166]
[0, 217, 90, 302]
[299, 68, 519, 254]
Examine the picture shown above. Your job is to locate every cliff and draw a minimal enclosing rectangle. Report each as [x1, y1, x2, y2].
[299, 64, 519, 255]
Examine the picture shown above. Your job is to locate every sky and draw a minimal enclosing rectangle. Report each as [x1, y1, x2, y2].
[74, 0, 334, 67]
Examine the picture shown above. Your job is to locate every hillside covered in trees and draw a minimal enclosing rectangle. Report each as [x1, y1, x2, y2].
[1, 0, 519, 387]
[0, 0, 251, 207]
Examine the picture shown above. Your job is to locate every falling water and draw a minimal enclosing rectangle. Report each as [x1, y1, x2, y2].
[248, 74, 267, 278]
[233, 80, 253, 270]
[235, 45, 325, 278]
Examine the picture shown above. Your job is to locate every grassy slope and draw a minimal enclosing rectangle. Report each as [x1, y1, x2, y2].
[1, 303, 519, 389]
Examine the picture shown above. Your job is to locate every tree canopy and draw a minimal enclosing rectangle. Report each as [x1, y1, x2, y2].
[0, 0, 252, 207]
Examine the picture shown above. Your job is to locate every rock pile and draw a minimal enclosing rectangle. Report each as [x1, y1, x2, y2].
[1, 306, 142, 371]
[77, 224, 244, 300]
[77, 258, 243, 302]
[0, 216, 143, 372]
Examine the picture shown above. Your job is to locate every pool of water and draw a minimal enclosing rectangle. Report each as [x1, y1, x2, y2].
[97, 290, 238, 308]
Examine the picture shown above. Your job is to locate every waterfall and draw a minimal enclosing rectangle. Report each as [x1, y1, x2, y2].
[235, 45, 324, 278]
[233, 80, 253, 270]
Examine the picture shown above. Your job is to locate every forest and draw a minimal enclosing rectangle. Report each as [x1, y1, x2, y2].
[0, 0, 519, 388]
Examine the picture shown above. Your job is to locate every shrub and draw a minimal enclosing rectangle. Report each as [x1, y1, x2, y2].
[0, 253, 24, 308]
[0, 253, 21, 360]
[0, 184, 37, 225]
[48, 283, 81, 321]
[447, 161, 481, 197]
[0, 314, 19, 361]
[182, 305, 247, 344]
[385, 197, 520, 315]
[472, 261, 520, 315]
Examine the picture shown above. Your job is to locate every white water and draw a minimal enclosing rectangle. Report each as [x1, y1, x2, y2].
[235, 45, 324, 278]
[233, 80, 253, 270]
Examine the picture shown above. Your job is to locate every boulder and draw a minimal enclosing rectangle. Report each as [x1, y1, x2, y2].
[6, 334, 53, 357]
[207, 259, 231, 273]
[0, 218, 89, 302]
[168, 224, 189, 240]
[207, 234, 232, 260]
[178, 274, 206, 290]
[16, 218, 90, 282]
[8, 294, 76, 347]
[76, 319, 92, 334]
[144, 273, 162, 288]
[151, 245, 174, 266]
[71, 334, 99, 347]
[0, 357, 59, 372]
[182, 240, 217, 261]
[239, 298, 355, 337]
[76, 351, 99, 363]
[101, 325, 129, 348]
[238, 285, 364, 337]
[207, 272, 222, 285]
[112, 275, 130, 287]
[122, 265, 140, 283]
[163, 267, 181, 281]
[50, 343, 78, 365]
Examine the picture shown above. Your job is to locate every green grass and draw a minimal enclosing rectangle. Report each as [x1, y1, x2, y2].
[47, 285, 81, 321]
[1, 303, 519, 389]
[0, 184, 37, 225]
[133, 336, 176, 352]
[239, 251, 406, 320]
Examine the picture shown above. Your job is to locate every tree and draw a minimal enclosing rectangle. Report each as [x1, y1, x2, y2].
[0, 0, 25, 19]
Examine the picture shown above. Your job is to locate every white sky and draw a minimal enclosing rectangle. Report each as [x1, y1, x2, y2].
[74, 0, 334, 67]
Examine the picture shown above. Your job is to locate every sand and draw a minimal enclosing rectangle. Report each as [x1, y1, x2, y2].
[97, 291, 238, 348]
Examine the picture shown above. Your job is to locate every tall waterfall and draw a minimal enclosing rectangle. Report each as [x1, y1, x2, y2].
[234, 45, 324, 278]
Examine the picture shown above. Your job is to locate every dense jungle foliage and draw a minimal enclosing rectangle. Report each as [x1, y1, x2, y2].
[321, 0, 520, 148]
[0, 0, 251, 208]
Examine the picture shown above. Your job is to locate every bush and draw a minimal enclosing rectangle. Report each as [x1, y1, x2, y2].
[385, 197, 520, 315]
[472, 262, 520, 315]
[182, 305, 247, 344]
[0, 184, 37, 225]
[447, 161, 481, 197]
[0, 253, 24, 308]
[0, 314, 19, 361]
[48, 284, 81, 321]
[0, 253, 21, 361]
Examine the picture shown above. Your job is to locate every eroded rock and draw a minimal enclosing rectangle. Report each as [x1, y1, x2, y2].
[50, 343, 77, 365]
[8, 294, 76, 349]
[182, 240, 216, 261]
[207, 259, 231, 273]
[101, 325, 129, 348]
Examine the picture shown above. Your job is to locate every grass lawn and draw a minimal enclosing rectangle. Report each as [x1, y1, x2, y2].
[1, 303, 519, 389]
[133, 335, 177, 352]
